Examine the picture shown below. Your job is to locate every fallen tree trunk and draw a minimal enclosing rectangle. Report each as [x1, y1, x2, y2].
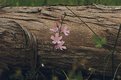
[0, 6, 121, 77]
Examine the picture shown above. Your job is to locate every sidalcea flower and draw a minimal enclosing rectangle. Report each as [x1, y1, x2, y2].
[55, 41, 66, 50]
[50, 22, 60, 32]
[50, 19, 70, 50]
[51, 33, 62, 44]
[61, 26, 70, 36]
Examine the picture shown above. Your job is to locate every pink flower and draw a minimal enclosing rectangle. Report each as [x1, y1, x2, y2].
[50, 22, 60, 32]
[61, 26, 70, 36]
[51, 33, 62, 44]
[55, 41, 66, 50]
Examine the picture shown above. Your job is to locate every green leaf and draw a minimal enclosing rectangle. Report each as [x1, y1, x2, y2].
[92, 35, 107, 48]
[95, 44, 102, 48]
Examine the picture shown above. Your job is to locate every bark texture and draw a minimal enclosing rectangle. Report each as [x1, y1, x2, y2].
[0, 6, 121, 76]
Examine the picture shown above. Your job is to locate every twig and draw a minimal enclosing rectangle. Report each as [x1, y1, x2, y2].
[113, 63, 121, 80]
[86, 70, 95, 80]
[65, 6, 99, 38]
[62, 70, 70, 80]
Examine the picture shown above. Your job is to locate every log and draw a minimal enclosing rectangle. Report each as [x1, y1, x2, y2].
[0, 6, 121, 77]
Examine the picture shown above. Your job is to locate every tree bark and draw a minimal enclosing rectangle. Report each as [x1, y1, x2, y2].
[0, 6, 121, 76]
